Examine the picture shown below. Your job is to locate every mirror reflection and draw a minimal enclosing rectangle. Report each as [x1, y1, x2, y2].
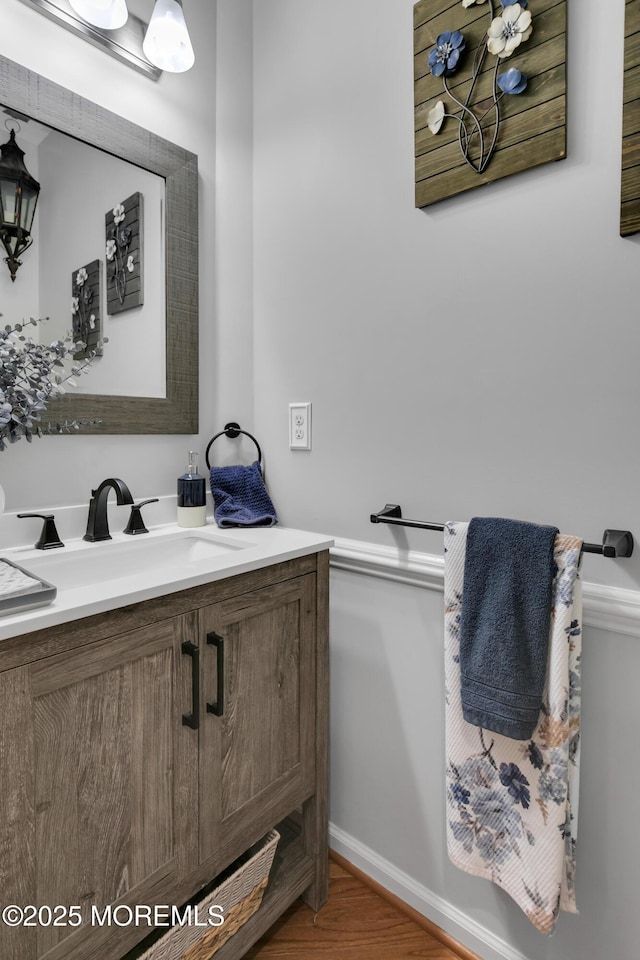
[0, 54, 198, 436]
[0, 109, 166, 398]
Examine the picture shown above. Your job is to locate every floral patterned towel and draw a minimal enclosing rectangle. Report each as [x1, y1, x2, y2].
[444, 522, 583, 934]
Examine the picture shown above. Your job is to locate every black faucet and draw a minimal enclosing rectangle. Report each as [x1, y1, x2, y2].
[84, 478, 134, 542]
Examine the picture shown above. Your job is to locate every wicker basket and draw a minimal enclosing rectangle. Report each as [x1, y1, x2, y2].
[137, 830, 279, 960]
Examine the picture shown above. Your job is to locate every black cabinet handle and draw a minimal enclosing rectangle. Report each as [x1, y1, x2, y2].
[206, 632, 225, 717]
[181, 641, 200, 729]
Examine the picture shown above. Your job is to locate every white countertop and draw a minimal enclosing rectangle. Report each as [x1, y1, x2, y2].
[0, 522, 333, 642]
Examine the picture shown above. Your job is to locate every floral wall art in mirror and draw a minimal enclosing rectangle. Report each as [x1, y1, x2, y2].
[621, 0, 640, 236]
[106, 192, 144, 314]
[71, 259, 103, 359]
[414, 1, 567, 207]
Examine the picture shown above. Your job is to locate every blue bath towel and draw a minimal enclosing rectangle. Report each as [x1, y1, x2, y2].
[459, 517, 558, 740]
[209, 461, 278, 527]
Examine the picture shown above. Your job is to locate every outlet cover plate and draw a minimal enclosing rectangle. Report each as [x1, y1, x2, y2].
[289, 402, 311, 450]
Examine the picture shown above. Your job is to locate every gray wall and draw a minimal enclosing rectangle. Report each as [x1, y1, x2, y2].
[252, 2, 640, 959]
[38, 131, 166, 397]
[252, 0, 640, 594]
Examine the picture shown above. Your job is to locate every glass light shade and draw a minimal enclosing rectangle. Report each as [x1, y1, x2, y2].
[0, 131, 40, 234]
[0, 180, 38, 233]
[68, 0, 129, 30]
[143, 0, 195, 73]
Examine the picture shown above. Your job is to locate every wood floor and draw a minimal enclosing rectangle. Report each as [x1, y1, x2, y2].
[244, 859, 472, 960]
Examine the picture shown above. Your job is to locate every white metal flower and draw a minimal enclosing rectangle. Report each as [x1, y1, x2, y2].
[71, 296, 79, 315]
[126, 254, 135, 273]
[487, 3, 532, 58]
[75, 266, 88, 287]
[462, 0, 488, 7]
[106, 239, 117, 261]
[89, 315, 96, 330]
[427, 101, 445, 135]
[113, 202, 125, 225]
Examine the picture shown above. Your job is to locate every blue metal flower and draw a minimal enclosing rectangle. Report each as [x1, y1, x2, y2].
[427, 30, 466, 78]
[497, 67, 528, 94]
[501, 0, 528, 7]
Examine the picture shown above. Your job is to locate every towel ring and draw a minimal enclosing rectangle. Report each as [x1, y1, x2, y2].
[205, 422, 263, 470]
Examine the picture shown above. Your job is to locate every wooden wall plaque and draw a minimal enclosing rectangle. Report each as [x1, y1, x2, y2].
[621, 0, 640, 236]
[105, 191, 144, 315]
[71, 258, 102, 360]
[414, 1, 567, 208]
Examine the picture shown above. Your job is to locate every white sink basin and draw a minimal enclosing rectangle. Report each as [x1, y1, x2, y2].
[24, 531, 247, 592]
[0, 522, 335, 642]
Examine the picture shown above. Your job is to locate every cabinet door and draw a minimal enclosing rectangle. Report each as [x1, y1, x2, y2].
[199, 575, 316, 866]
[0, 617, 198, 960]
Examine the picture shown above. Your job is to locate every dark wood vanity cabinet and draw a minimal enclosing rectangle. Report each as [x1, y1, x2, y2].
[0, 552, 329, 960]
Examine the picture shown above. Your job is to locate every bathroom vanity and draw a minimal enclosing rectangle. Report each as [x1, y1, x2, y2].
[0, 526, 331, 960]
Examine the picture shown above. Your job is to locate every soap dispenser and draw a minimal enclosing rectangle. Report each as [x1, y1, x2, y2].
[177, 451, 207, 527]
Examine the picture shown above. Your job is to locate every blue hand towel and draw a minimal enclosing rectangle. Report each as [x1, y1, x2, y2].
[209, 461, 278, 527]
[459, 517, 558, 740]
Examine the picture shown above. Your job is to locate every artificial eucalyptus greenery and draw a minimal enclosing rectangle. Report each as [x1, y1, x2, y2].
[0, 314, 105, 451]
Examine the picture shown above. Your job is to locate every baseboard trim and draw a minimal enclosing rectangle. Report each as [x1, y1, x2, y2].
[330, 537, 640, 638]
[328, 823, 532, 960]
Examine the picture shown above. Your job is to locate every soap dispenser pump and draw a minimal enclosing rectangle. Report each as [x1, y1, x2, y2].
[177, 451, 207, 527]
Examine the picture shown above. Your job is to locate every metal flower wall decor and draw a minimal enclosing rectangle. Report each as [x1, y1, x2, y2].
[105, 191, 144, 315]
[71, 259, 102, 360]
[414, 0, 567, 207]
[427, 1, 532, 174]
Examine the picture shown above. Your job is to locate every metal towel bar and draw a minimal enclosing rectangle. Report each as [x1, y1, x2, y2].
[370, 504, 634, 558]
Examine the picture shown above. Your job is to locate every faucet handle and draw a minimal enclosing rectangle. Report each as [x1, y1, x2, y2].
[17, 513, 65, 550]
[123, 499, 159, 536]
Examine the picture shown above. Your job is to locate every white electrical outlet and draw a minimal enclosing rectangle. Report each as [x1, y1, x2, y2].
[289, 402, 312, 450]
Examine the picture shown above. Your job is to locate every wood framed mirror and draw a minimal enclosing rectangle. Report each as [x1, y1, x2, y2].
[0, 54, 198, 434]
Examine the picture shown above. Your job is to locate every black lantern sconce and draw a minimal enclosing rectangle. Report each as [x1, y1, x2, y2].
[0, 125, 41, 283]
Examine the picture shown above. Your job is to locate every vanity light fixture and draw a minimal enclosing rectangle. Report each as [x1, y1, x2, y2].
[17, 0, 196, 78]
[0, 125, 40, 283]
[143, 0, 195, 73]
[68, 0, 128, 30]
[16, 1, 160, 80]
